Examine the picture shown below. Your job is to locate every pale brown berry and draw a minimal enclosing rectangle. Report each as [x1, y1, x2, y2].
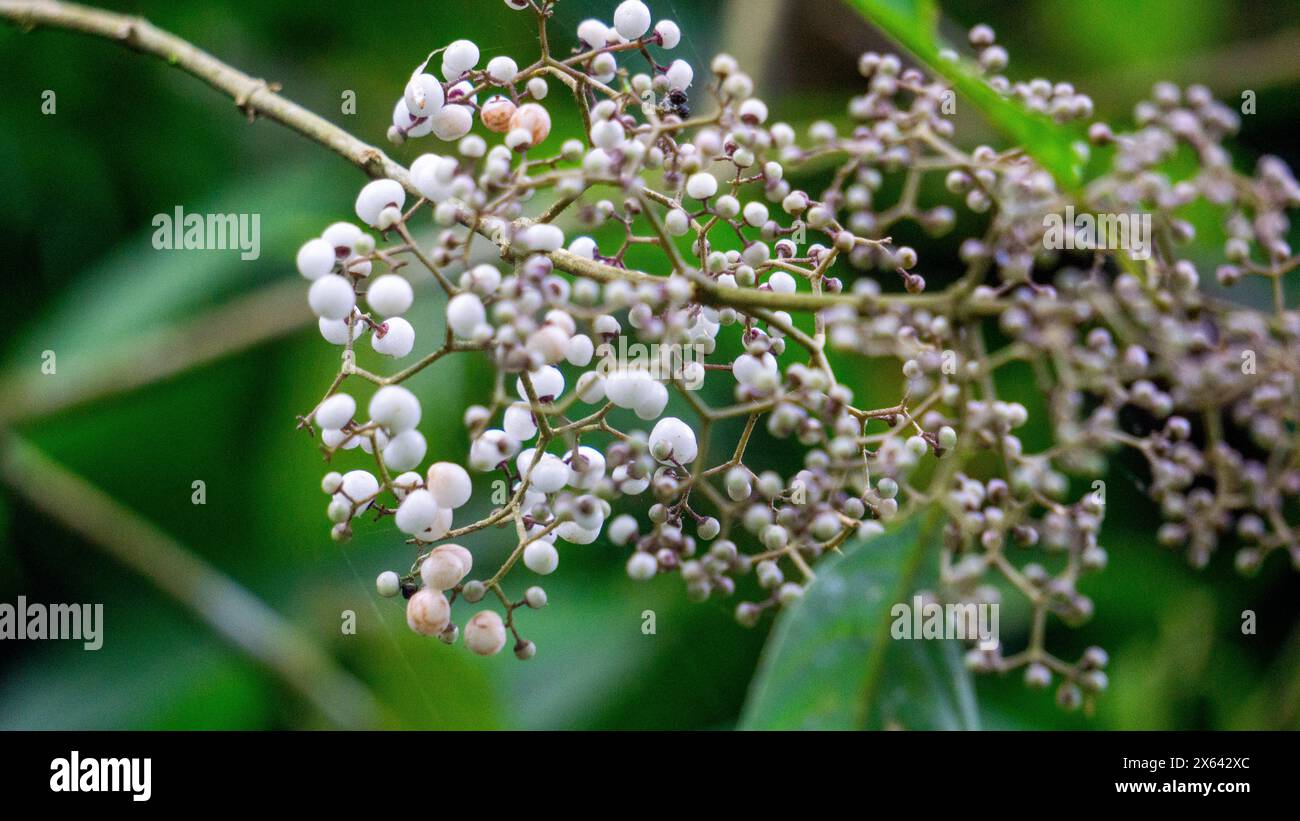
[465, 610, 507, 656]
[480, 96, 517, 134]
[406, 589, 451, 636]
[420, 549, 466, 590]
[509, 103, 551, 147]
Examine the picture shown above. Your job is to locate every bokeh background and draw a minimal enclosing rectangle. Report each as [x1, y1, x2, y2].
[2, 0, 1299, 729]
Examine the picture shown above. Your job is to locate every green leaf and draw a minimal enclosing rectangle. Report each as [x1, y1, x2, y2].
[2, 160, 347, 375]
[740, 511, 979, 730]
[843, 0, 1086, 190]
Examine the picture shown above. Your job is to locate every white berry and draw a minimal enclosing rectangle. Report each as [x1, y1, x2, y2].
[404, 73, 445, 117]
[441, 40, 480, 80]
[308, 274, 355, 320]
[395, 489, 440, 534]
[649, 416, 698, 464]
[504, 402, 539, 441]
[318, 316, 362, 345]
[337, 470, 379, 515]
[383, 429, 427, 471]
[366, 274, 413, 317]
[627, 551, 658, 580]
[516, 365, 565, 402]
[523, 540, 559, 575]
[485, 55, 518, 84]
[296, 238, 336, 280]
[316, 393, 356, 430]
[655, 20, 680, 49]
[368, 385, 421, 434]
[666, 60, 693, 91]
[613, 1, 652, 40]
[686, 172, 718, 200]
[426, 462, 473, 509]
[519, 222, 564, 252]
[447, 292, 486, 338]
[371, 316, 415, 357]
[355, 179, 406, 228]
[431, 104, 473, 141]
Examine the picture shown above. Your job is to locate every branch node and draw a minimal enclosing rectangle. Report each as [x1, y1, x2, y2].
[234, 78, 281, 123]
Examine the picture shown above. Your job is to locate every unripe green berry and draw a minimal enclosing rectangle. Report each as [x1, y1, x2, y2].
[1082, 646, 1109, 669]
[1081, 670, 1108, 693]
[756, 559, 783, 589]
[462, 580, 487, 602]
[525, 586, 548, 608]
[937, 425, 958, 451]
[735, 602, 761, 628]
[697, 516, 721, 540]
[376, 571, 401, 598]
[905, 435, 929, 459]
[876, 477, 899, 499]
[709, 539, 738, 565]
[762, 524, 789, 550]
[1056, 681, 1082, 710]
[777, 582, 803, 605]
[1025, 662, 1052, 689]
[725, 467, 752, 501]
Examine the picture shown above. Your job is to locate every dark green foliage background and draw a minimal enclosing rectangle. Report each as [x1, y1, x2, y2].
[1, 0, 1297, 729]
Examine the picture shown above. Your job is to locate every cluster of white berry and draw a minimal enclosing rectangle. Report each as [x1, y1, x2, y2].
[291, 0, 1298, 706]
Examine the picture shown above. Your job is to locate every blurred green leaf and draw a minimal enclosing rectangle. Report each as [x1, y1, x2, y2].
[3, 161, 343, 375]
[740, 511, 979, 729]
[0, 608, 273, 729]
[843, 0, 1085, 189]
